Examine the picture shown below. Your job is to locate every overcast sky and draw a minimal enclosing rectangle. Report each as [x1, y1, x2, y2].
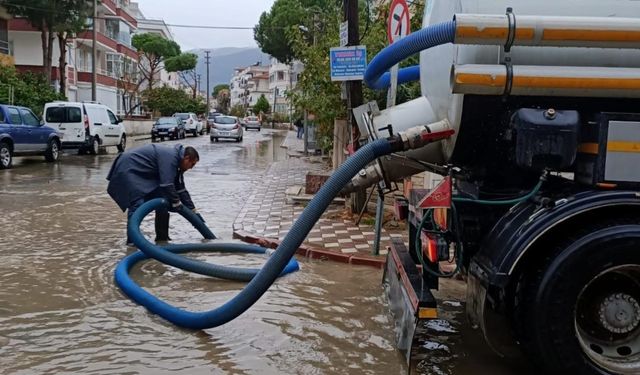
[134, 0, 275, 50]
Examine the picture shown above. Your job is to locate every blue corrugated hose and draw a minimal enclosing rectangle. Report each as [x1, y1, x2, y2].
[365, 20, 456, 90]
[114, 138, 393, 329]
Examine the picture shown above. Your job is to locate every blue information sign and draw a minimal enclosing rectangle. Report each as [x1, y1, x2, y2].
[329, 46, 367, 81]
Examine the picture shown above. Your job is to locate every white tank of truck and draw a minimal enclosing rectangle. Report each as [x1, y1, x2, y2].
[351, 0, 640, 190]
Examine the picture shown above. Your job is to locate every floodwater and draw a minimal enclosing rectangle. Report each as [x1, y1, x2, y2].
[0, 129, 530, 374]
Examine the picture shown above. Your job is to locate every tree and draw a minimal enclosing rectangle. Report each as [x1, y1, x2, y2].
[2, 0, 63, 84]
[253, 94, 270, 115]
[144, 86, 206, 116]
[254, 0, 330, 64]
[132, 33, 181, 89]
[55, 0, 93, 96]
[165, 53, 198, 98]
[216, 89, 230, 114]
[229, 104, 245, 118]
[212, 84, 229, 98]
[0, 65, 65, 116]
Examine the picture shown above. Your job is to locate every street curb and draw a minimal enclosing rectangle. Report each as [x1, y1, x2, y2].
[233, 230, 386, 269]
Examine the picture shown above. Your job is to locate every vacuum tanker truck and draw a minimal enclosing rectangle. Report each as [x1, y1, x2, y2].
[352, 1, 640, 373]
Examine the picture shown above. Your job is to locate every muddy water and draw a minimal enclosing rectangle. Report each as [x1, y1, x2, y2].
[0, 130, 527, 374]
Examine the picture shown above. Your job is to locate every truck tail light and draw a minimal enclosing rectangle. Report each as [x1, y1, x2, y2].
[421, 232, 449, 263]
[83, 115, 90, 129]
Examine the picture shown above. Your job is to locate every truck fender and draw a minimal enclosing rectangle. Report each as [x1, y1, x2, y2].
[473, 190, 640, 288]
[467, 189, 640, 358]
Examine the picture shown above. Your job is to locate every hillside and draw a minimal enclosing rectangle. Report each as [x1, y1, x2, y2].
[187, 48, 272, 92]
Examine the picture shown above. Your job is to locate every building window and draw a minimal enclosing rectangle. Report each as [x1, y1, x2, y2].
[106, 53, 123, 77]
[277, 71, 284, 81]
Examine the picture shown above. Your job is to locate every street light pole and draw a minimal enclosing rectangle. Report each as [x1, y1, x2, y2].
[204, 50, 211, 113]
[91, 0, 97, 101]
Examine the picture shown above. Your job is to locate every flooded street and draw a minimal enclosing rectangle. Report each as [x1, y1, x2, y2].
[0, 129, 528, 374]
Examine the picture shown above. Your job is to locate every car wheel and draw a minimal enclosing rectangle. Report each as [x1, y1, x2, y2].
[160, 137, 164, 142]
[44, 139, 60, 162]
[117, 134, 126, 152]
[151, 136, 156, 143]
[89, 137, 100, 155]
[0, 141, 12, 169]
[258, 127, 261, 132]
[193, 130, 198, 137]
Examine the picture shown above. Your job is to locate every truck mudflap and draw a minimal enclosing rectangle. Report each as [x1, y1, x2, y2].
[383, 238, 438, 365]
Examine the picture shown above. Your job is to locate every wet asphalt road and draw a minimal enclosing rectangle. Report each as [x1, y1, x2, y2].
[0, 128, 531, 374]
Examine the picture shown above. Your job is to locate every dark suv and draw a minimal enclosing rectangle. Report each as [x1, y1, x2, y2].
[0, 104, 61, 169]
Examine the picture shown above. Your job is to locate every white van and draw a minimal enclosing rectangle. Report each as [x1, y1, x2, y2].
[44, 102, 126, 154]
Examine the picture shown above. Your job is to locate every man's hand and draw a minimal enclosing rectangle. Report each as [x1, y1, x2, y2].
[169, 201, 182, 212]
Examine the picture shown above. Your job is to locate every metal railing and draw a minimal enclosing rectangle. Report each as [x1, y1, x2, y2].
[0, 39, 10, 55]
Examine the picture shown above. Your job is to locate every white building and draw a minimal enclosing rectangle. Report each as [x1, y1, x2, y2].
[8, 0, 139, 115]
[129, 2, 180, 90]
[229, 64, 270, 112]
[268, 57, 303, 116]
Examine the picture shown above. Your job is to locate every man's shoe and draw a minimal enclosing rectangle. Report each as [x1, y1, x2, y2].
[154, 236, 172, 242]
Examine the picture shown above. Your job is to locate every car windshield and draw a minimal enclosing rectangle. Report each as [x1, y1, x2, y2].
[208, 113, 220, 119]
[247, 116, 258, 121]
[216, 116, 237, 124]
[175, 113, 189, 120]
[157, 117, 176, 125]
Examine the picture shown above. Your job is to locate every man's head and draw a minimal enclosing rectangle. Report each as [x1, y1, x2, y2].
[180, 146, 199, 171]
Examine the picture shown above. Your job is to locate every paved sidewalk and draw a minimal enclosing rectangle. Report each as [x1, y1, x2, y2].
[233, 131, 406, 268]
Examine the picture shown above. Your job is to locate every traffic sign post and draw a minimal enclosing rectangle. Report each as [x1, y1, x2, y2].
[386, 0, 410, 108]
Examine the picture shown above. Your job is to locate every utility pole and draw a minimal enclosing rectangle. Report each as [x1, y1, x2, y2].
[91, 0, 97, 101]
[197, 74, 201, 98]
[344, 0, 365, 213]
[204, 50, 211, 113]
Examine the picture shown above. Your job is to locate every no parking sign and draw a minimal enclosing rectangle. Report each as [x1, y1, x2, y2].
[387, 0, 411, 44]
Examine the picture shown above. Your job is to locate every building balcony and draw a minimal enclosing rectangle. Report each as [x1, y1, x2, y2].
[76, 30, 118, 51]
[117, 43, 137, 60]
[116, 7, 137, 28]
[77, 70, 117, 87]
[100, 0, 117, 15]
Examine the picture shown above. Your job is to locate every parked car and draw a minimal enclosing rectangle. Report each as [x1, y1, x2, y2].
[151, 117, 185, 142]
[44, 101, 126, 155]
[206, 112, 222, 133]
[210, 115, 243, 142]
[243, 116, 261, 131]
[0, 104, 61, 169]
[173, 112, 203, 137]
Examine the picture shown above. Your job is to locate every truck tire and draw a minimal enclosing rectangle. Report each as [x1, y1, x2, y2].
[516, 220, 640, 374]
[0, 141, 12, 169]
[44, 139, 60, 162]
[117, 134, 126, 153]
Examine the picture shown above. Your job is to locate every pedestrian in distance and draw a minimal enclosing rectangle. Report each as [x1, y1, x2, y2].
[106, 143, 203, 246]
[295, 117, 304, 139]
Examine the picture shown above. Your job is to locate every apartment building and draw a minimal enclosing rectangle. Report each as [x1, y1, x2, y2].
[8, 0, 139, 114]
[268, 57, 303, 115]
[129, 2, 180, 90]
[229, 64, 270, 112]
[0, 6, 11, 66]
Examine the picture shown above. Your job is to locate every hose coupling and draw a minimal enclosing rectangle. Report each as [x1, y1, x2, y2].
[391, 119, 455, 152]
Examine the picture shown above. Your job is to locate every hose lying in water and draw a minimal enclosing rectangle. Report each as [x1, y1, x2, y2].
[114, 138, 394, 329]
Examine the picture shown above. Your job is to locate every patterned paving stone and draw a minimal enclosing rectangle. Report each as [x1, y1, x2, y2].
[233, 130, 407, 261]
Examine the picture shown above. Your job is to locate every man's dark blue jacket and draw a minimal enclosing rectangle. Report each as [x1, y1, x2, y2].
[106, 144, 194, 211]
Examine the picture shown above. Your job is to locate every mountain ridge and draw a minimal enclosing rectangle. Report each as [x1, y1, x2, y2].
[186, 48, 271, 92]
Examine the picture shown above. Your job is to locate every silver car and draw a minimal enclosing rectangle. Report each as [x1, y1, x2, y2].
[243, 116, 261, 131]
[210, 115, 243, 142]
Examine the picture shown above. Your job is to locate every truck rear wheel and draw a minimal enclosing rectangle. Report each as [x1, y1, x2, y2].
[517, 220, 640, 374]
